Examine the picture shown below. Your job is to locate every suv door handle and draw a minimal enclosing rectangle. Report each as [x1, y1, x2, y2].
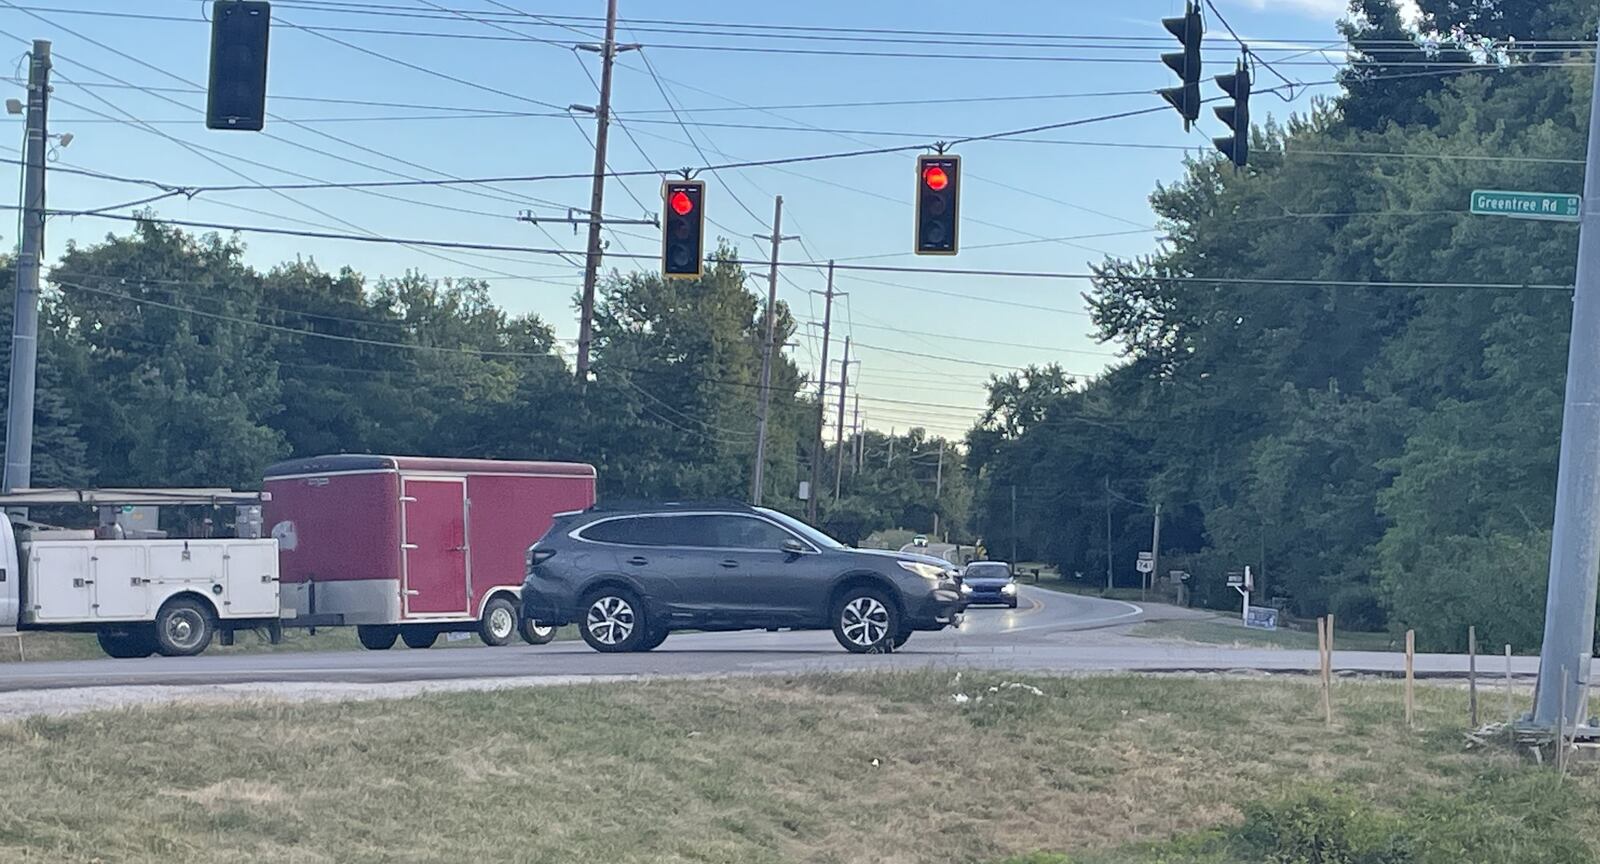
[718, 559, 738, 569]
[626, 556, 649, 566]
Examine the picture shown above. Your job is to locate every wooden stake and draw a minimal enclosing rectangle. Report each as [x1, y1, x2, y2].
[1505, 644, 1514, 726]
[1405, 629, 1415, 728]
[1559, 666, 1570, 776]
[1318, 617, 1332, 727]
[1468, 625, 1479, 728]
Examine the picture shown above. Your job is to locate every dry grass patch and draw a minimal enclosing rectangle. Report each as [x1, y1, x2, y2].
[0, 671, 1593, 864]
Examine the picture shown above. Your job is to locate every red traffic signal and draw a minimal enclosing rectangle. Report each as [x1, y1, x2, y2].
[661, 180, 706, 279]
[915, 154, 961, 256]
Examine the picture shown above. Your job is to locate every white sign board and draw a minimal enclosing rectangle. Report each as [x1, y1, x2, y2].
[1135, 559, 1154, 574]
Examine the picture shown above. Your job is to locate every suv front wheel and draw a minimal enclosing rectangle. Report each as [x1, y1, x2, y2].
[832, 586, 899, 653]
[580, 587, 648, 653]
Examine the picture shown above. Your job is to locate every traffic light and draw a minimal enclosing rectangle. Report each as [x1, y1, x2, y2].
[1213, 58, 1251, 168]
[661, 179, 706, 279]
[914, 154, 961, 255]
[1158, 2, 1203, 129]
[206, 1, 271, 131]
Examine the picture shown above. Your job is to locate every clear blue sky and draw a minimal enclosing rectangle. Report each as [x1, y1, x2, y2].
[0, 0, 1351, 439]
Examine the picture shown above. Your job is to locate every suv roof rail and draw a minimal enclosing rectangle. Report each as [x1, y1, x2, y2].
[584, 498, 756, 514]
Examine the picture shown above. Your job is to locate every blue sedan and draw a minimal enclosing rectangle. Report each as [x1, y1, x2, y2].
[961, 561, 1018, 608]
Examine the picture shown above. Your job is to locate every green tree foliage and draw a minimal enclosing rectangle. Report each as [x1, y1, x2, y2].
[969, 1, 1594, 646]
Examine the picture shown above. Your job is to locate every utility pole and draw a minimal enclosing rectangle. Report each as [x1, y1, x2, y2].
[1010, 484, 1018, 565]
[852, 392, 862, 472]
[1148, 502, 1162, 600]
[1531, 38, 1600, 733]
[833, 336, 851, 501]
[806, 262, 835, 521]
[750, 195, 799, 505]
[573, 0, 625, 384]
[932, 440, 944, 538]
[1104, 476, 1113, 592]
[887, 429, 895, 468]
[3, 40, 50, 495]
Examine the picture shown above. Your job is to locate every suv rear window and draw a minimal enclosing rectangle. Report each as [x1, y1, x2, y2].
[578, 516, 682, 546]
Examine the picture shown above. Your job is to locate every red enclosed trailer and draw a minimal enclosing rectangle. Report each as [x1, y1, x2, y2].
[263, 455, 596, 649]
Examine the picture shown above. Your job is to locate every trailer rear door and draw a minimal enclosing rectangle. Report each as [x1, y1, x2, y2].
[401, 477, 471, 617]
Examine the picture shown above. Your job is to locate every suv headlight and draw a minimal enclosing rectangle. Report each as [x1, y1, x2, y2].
[1001, 582, 1017, 595]
[897, 561, 947, 581]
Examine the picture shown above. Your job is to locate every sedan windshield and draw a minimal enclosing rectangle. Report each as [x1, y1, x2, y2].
[965, 563, 1011, 579]
[756, 507, 846, 549]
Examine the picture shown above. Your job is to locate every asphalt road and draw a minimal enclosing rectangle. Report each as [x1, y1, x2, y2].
[0, 587, 1552, 694]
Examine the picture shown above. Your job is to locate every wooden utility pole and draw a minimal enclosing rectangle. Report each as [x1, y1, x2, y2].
[806, 262, 835, 521]
[2, 40, 49, 494]
[932, 440, 944, 538]
[833, 336, 851, 500]
[573, 0, 623, 383]
[750, 195, 799, 505]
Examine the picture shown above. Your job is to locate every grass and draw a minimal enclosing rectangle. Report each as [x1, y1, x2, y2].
[2, 625, 579, 663]
[1131, 618, 1401, 652]
[0, 671, 1593, 863]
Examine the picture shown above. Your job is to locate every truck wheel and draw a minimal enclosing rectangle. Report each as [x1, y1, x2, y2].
[96, 626, 157, 659]
[357, 625, 399, 650]
[400, 628, 438, 649]
[518, 616, 557, 645]
[478, 596, 517, 646]
[154, 597, 216, 657]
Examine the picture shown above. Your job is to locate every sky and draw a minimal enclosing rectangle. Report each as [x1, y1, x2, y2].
[0, 0, 1358, 441]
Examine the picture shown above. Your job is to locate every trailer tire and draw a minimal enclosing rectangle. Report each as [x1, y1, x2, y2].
[154, 597, 216, 657]
[96, 626, 157, 659]
[518, 616, 557, 645]
[357, 625, 399, 650]
[400, 628, 438, 649]
[479, 596, 517, 646]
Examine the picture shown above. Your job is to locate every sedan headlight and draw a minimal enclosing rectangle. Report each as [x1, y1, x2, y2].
[1001, 582, 1017, 595]
[898, 560, 947, 581]
[960, 582, 974, 596]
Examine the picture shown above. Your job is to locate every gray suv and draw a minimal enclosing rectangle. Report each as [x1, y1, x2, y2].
[522, 503, 968, 653]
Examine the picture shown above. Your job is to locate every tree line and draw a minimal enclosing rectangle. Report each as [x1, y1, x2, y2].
[966, 0, 1598, 649]
[0, 222, 967, 544]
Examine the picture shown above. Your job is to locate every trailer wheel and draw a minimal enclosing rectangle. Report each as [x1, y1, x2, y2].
[400, 628, 438, 649]
[154, 597, 216, 657]
[518, 616, 557, 645]
[479, 596, 517, 646]
[96, 626, 157, 659]
[357, 625, 399, 650]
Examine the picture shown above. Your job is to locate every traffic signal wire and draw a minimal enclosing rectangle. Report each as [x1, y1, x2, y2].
[20, 207, 1577, 296]
[1199, 0, 1304, 101]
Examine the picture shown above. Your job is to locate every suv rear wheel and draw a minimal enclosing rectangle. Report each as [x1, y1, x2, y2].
[580, 587, 647, 653]
[832, 586, 899, 653]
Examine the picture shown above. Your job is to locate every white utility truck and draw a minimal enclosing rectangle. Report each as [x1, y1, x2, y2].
[0, 488, 279, 658]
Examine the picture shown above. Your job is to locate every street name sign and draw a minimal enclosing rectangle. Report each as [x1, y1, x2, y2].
[1470, 189, 1580, 222]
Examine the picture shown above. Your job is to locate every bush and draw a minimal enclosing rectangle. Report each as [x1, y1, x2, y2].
[1330, 586, 1387, 632]
[1232, 793, 1411, 864]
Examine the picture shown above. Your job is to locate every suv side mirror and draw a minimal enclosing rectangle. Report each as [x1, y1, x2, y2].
[781, 538, 807, 556]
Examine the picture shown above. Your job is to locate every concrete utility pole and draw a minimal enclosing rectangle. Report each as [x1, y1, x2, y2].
[887, 429, 894, 468]
[573, 0, 622, 384]
[1531, 40, 1600, 733]
[750, 195, 799, 505]
[852, 392, 862, 471]
[806, 262, 835, 521]
[3, 40, 50, 495]
[833, 336, 851, 500]
[932, 440, 944, 538]
[1010, 484, 1018, 565]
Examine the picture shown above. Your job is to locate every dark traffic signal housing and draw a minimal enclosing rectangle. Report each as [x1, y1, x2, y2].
[914, 154, 961, 255]
[1159, 2, 1203, 129]
[206, 1, 271, 131]
[661, 179, 706, 279]
[1213, 58, 1251, 168]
